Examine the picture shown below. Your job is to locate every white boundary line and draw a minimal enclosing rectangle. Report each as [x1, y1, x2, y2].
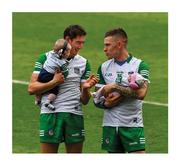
[143, 101, 168, 107]
[12, 79, 168, 107]
[13, 80, 29, 85]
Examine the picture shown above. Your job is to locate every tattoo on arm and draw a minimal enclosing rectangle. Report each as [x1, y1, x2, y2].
[114, 81, 148, 99]
[142, 81, 148, 88]
[114, 84, 138, 98]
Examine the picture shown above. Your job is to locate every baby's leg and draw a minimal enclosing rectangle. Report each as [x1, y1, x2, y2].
[35, 95, 42, 105]
[92, 86, 105, 104]
[44, 93, 57, 111]
[48, 93, 57, 102]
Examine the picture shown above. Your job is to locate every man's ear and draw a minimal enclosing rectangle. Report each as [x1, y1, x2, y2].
[117, 40, 122, 49]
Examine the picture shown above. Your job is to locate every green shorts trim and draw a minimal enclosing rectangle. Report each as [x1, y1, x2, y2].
[39, 112, 85, 144]
[102, 126, 145, 153]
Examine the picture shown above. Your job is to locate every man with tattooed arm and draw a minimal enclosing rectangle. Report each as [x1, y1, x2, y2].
[94, 28, 150, 153]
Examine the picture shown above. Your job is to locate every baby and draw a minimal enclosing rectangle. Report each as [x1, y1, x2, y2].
[35, 39, 71, 110]
[92, 73, 146, 108]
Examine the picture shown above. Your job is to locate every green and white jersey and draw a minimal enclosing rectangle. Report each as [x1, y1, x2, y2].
[33, 52, 49, 74]
[33, 52, 91, 115]
[43, 51, 69, 78]
[96, 55, 150, 127]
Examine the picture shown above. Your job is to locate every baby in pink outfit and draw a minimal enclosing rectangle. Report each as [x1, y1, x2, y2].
[92, 73, 146, 108]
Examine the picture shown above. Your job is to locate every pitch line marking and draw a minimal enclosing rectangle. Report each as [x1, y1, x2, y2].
[12, 79, 168, 107]
[13, 80, 29, 85]
[143, 101, 168, 107]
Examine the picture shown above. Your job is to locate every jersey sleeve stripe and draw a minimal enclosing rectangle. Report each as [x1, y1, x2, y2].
[140, 70, 149, 74]
[33, 70, 40, 74]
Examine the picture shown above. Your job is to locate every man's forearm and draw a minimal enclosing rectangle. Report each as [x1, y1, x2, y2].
[28, 72, 65, 95]
[112, 84, 138, 98]
[112, 81, 148, 100]
[28, 80, 59, 95]
[80, 88, 91, 105]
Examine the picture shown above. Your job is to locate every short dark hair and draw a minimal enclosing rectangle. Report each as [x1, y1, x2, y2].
[63, 25, 87, 39]
[105, 28, 128, 44]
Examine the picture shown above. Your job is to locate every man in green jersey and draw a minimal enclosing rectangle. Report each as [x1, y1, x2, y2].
[28, 25, 98, 153]
[94, 28, 150, 153]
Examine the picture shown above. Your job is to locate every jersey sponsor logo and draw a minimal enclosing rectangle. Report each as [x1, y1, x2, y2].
[128, 71, 134, 75]
[105, 73, 113, 77]
[74, 67, 80, 74]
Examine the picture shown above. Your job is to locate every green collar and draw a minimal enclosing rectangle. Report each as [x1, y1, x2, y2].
[114, 54, 132, 66]
[126, 54, 133, 63]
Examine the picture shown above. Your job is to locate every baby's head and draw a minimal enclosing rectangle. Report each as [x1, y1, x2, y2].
[53, 39, 71, 59]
